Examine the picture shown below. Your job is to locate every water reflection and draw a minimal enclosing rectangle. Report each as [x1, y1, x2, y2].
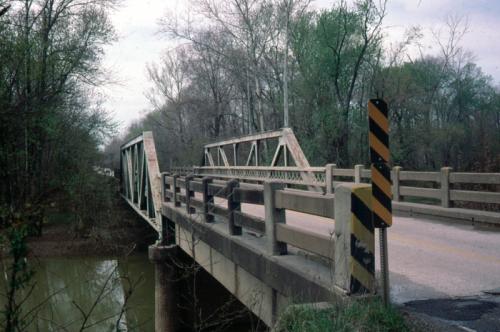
[1, 254, 154, 331]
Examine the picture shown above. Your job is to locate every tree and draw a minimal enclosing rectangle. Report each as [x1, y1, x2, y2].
[0, 1, 118, 329]
[115, 0, 500, 173]
[0, 0, 117, 226]
[290, 0, 386, 165]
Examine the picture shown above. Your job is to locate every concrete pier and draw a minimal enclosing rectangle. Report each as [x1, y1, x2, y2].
[149, 244, 178, 332]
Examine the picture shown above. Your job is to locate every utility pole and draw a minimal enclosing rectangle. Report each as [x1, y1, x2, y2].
[283, 0, 290, 128]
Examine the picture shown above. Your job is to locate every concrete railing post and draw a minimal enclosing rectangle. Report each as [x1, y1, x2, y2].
[325, 163, 336, 194]
[185, 175, 195, 214]
[334, 183, 375, 294]
[172, 174, 181, 207]
[264, 182, 287, 255]
[392, 166, 402, 202]
[202, 177, 214, 223]
[354, 164, 364, 183]
[162, 173, 169, 203]
[440, 167, 452, 208]
[227, 179, 242, 235]
[149, 244, 178, 332]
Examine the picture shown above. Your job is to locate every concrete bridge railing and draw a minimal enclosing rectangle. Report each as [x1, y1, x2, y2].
[162, 173, 375, 295]
[174, 165, 500, 226]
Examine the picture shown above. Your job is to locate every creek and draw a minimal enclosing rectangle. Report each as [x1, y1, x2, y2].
[1, 253, 154, 331]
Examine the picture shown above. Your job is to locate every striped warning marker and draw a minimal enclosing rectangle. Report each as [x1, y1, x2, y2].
[368, 99, 390, 164]
[371, 163, 392, 227]
[368, 99, 393, 228]
[350, 185, 375, 293]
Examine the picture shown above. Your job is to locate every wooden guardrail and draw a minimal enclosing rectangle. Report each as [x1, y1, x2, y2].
[161, 173, 375, 295]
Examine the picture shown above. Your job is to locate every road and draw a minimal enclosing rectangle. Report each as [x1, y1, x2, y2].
[236, 202, 500, 304]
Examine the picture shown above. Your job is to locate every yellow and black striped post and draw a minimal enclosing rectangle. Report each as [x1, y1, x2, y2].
[333, 183, 375, 295]
[350, 185, 375, 294]
[368, 98, 392, 306]
[368, 99, 392, 228]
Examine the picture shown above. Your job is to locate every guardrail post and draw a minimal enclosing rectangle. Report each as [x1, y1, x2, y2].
[440, 167, 452, 208]
[172, 174, 180, 207]
[202, 177, 214, 223]
[325, 163, 336, 194]
[392, 166, 402, 202]
[354, 164, 364, 183]
[227, 179, 242, 235]
[185, 175, 195, 214]
[264, 182, 287, 255]
[334, 183, 375, 294]
[164, 174, 173, 203]
[162, 174, 169, 203]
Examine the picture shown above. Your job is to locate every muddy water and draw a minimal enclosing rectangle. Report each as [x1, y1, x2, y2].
[1, 253, 155, 331]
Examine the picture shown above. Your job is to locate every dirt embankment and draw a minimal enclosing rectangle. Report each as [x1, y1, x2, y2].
[27, 200, 157, 258]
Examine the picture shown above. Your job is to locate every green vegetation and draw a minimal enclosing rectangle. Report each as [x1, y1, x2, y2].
[0, 1, 118, 330]
[0, 0, 117, 230]
[0, 224, 34, 331]
[275, 299, 409, 332]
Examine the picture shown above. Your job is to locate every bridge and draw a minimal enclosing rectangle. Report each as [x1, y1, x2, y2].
[120, 129, 500, 331]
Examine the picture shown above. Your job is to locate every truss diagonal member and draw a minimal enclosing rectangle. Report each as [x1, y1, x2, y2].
[120, 132, 162, 231]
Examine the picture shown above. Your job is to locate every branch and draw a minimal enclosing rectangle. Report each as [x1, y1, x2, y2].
[0, 4, 10, 17]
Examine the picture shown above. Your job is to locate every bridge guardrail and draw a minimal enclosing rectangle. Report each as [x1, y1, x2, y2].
[161, 172, 375, 295]
[169, 164, 499, 225]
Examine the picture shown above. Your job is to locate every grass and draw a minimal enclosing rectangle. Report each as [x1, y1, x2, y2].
[274, 298, 409, 332]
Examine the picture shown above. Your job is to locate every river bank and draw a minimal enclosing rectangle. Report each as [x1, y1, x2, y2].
[27, 200, 157, 258]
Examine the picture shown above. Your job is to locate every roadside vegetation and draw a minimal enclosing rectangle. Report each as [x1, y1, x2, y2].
[274, 299, 410, 332]
[0, 0, 118, 235]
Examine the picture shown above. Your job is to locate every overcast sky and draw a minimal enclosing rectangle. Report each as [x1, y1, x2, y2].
[101, 0, 500, 132]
